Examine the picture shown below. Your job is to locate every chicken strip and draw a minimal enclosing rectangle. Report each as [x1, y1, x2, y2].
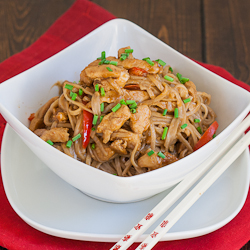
[97, 105, 131, 143]
[138, 151, 178, 170]
[36, 127, 69, 142]
[130, 105, 151, 134]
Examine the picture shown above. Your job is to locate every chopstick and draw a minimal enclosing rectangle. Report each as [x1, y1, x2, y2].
[111, 115, 250, 250]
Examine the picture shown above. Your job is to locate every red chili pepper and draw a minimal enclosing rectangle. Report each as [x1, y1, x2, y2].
[124, 84, 141, 90]
[193, 121, 219, 151]
[28, 113, 35, 121]
[82, 109, 93, 149]
[129, 67, 148, 77]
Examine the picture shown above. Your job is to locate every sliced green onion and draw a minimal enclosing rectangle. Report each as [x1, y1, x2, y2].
[142, 57, 150, 61]
[91, 143, 96, 149]
[97, 56, 102, 60]
[65, 84, 73, 90]
[174, 108, 179, 118]
[66, 140, 73, 148]
[125, 49, 133, 53]
[147, 150, 154, 156]
[95, 84, 99, 92]
[169, 66, 173, 73]
[100, 115, 104, 122]
[93, 115, 98, 125]
[70, 91, 74, 97]
[212, 133, 216, 138]
[197, 126, 202, 134]
[157, 152, 166, 159]
[155, 59, 166, 66]
[120, 99, 127, 105]
[91, 127, 96, 131]
[180, 77, 189, 84]
[99, 58, 105, 65]
[112, 103, 121, 112]
[164, 75, 174, 82]
[79, 89, 83, 95]
[161, 127, 168, 140]
[131, 108, 136, 113]
[181, 123, 188, 129]
[176, 73, 182, 81]
[120, 54, 127, 61]
[101, 87, 105, 96]
[101, 51, 106, 59]
[72, 133, 81, 141]
[106, 66, 113, 72]
[110, 61, 118, 66]
[183, 98, 191, 104]
[100, 102, 104, 112]
[71, 93, 77, 101]
[194, 119, 200, 123]
[113, 173, 117, 176]
[130, 103, 137, 109]
[126, 100, 136, 105]
[145, 58, 154, 66]
[104, 60, 110, 64]
[46, 140, 53, 146]
[162, 109, 168, 116]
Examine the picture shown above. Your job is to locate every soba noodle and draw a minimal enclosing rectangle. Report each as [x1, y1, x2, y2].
[29, 47, 216, 176]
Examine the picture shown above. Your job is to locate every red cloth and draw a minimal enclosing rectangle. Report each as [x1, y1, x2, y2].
[0, 0, 250, 249]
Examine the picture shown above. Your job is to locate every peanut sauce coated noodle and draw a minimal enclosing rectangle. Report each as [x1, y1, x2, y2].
[29, 47, 216, 176]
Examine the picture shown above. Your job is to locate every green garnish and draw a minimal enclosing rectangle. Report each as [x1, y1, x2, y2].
[65, 84, 73, 90]
[176, 73, 182, 81]
[180, 77, 189, 84]
[131, 108, 136, 113]
[93, 115, 98, 125]
[91, 143, 96, 149]
[100, 115, 104, 122]
[183, 98, 191, 104]
[71, 93, 77, 101]
[147, 150, 154, 156]
[120, 54, 127, 61]
[130, 102, 137, 109]
[174, 108, 179, 118]
[112, 103, 121, 112]
[176, 72, 189, 84]
[197, 126, 202, 134]
[79, 89, 83, 95]
[212, 133, 216, 138]
[120, 99, 127, 105]
[104, 60, 110, 64]
[95, 84, 99, 92]
[169, 66, 173, 73]
[157, 152, 166, 159]
[162, 109, 168, 116]
[155, 59, 166, 66]
[101, 51, 106, 59]
[125, 49, 133, 53]
[194, 119, 200, 123]
[100, 102, 104, 112]
[164, 75, 174, 82]
[181, 124, 188, 129]
[91, 127, 96, 131]
[106, 66, 113, 72]
[70, 91, 73, 97]
[46, 140, 53, 146]
[72, 133, 81, 141]
[142, 57, 150, 61]
[110, 61, 118, 66]
[101, 87, 105, 96]
[99, 59, 105, 65]
[66, 140, 73, 148]
[126, 100, 136, 105]
[145, 58, 154, 66]
[161, 127, 168, 140]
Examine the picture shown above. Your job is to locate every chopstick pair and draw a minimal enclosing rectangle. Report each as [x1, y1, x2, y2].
[111, 115, 250, 250]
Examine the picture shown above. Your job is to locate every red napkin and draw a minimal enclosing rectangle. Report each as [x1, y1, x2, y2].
[0, 0, 250, 249]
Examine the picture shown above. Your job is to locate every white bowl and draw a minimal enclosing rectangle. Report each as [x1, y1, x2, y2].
[0, 19, 250, 203]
